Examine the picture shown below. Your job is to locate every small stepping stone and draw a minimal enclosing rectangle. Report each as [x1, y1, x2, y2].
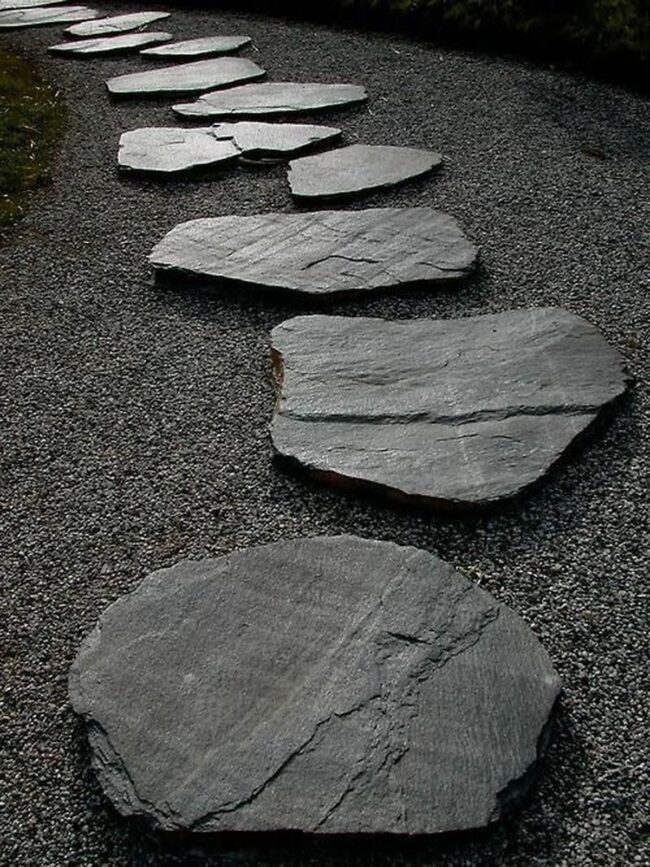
[119, 122, 341, 174]
[69, 535, 561, 834]
[49, 31, 172, 56]
[149, 207, 477, 297]
[271, 310, 628, 508]
[289, 144, 442, 201]
[141, 34, 252, 59]
[0, 4, 97, 27]
[0, 0, 69, 10]
[174, 81, 368, 118]
[66, 10, 169, 37]
[107, 57, 265, 98]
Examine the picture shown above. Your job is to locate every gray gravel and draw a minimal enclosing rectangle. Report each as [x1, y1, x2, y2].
[1, 2, 649, 865]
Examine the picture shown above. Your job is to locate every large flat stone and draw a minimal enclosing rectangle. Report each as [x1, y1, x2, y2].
[289, 144, 442, 200]
[65, 10, 169, 37]
[173, 81, 368, 118]
[141, 34, 251, 59]
[107, 57, 265, 97]
[149, 208, 478, 297]
[0, 5, 96, 27]
[49, 31, 172, 55]
[271, 310, 628, 508]
[0, 0, 69, 10]
[69, 535, 561, 835]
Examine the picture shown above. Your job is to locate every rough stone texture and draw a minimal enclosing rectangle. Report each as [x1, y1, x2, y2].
[216, 120, 342, 158]
[106, 56, 265, 97]
[174, 81, 368, 118]
[0, 4, 96, 27]
[150, 208, 477, 297]
[65, 10, 170, 37]
[48, 31, 172, 56]
[141, 34, 251, 58]
[0, 0, 68, 10]
[69, 535, 561, 835]
[289, 144, 442, 200]
[271, 310, 629, 508]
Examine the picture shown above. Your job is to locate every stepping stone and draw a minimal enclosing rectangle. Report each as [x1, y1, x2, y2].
[119, 123, 341, 174]
[49, 31, 173, 56]
[0, 4, 97, 27]
[0, 0, 69, 10]
[271, 310, 628, 508]
[69, 535, 561, 834]
[149, 208, 477, 297]
[141, 35, 252, 59]
[107, 57, 266, 98]
[289, 144, 442, 201]
[66, 10, 169, 37]
[174, 81, 368, 119]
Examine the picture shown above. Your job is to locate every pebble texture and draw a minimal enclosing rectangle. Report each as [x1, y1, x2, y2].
[49, 31, 173, 55]
[271, 310, 628, 508]
[0, 4, 96, 27]
[174, 81, 368, 118]
[141, 34, 252, 58]
[69, 535, 561, 834]
[289, 144, 442, 200]
[107, 56, 266, 97]
[66, 10, 170, 37]
[149, 208, 477, 296]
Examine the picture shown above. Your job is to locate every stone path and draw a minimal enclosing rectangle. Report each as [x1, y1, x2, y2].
[65, 9, 169, 37]
[0, 4, 97, 27]
[140, 34, 252, 59]
[49, 30, 172, 55]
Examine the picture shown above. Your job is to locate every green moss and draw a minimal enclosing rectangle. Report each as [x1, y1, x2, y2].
[0, 50, 65, 229]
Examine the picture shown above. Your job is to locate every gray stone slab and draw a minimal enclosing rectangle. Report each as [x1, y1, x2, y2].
[289, 144, 442, 200]
[107, 57, 265, 97]
[69, 535, 561, 835]
[149, 207, 478, 297]
[174, 81, 368, 118]
[215, 121, 342, 158]
[271, 310, 628, 508]
[66, 10, 169, 37]
[0, 0, 68, 10]
[0, 4, 96, 27]
[49, 31, 172, 55]
[141, 34, 251, 58]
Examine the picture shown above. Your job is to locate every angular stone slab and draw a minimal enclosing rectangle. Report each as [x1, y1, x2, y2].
[149, 208, 477, 297]
[0, 0, 69, 10]
[69, 535, 561, 834]
[141, 35, 251, 59]
[0, 4, 96, 27]
[289, 144, 442, 201]
[107, 57, 265, 98]
[174, 82, 368, 119]
[119, 122, 341, 174]
[271, 310, 628, 508]
[66, 10, 169, 37]
[49, 31, 172, 56]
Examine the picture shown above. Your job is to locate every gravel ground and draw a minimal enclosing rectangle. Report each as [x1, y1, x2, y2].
[1, 2, 648, 865]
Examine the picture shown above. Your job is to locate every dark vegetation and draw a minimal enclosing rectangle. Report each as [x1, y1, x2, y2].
[0, 50, 65, 230]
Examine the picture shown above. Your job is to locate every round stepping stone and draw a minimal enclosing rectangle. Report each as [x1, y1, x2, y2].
[173, 81, 368, 119]
[65, 10, 169, 37]
[107, 57, 266, 98]
[0, 5, 97, 27]
[141, 35, 252, 59]
[48, 31, 173, 56]
[271, 310, 629, 508]
[149, 208, 478, 297]
[0, 0, 69, 10]
[289, 144, 442, 201]
[69, 535, 561, 834]
[119, 123, 342, 174]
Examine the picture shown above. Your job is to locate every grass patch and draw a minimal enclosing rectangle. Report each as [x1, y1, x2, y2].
[0, 49, 65, 229]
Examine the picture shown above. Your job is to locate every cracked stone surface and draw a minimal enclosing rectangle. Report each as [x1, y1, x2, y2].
[289, 144, 442, 200]
[119, 122, 341, 174]
[65, 10, 170, 37]
[107, 56, 265, 97]
[49, 31, 172, 55]
[0, 0, 69, 10]
[0, 4, 96, 27]
[173, 81, 368, 118]
[69, 535, 561, 835]
[271, 310, 629, 507]
[149, 207, 477, 297]
[141, 34, 252, 59]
